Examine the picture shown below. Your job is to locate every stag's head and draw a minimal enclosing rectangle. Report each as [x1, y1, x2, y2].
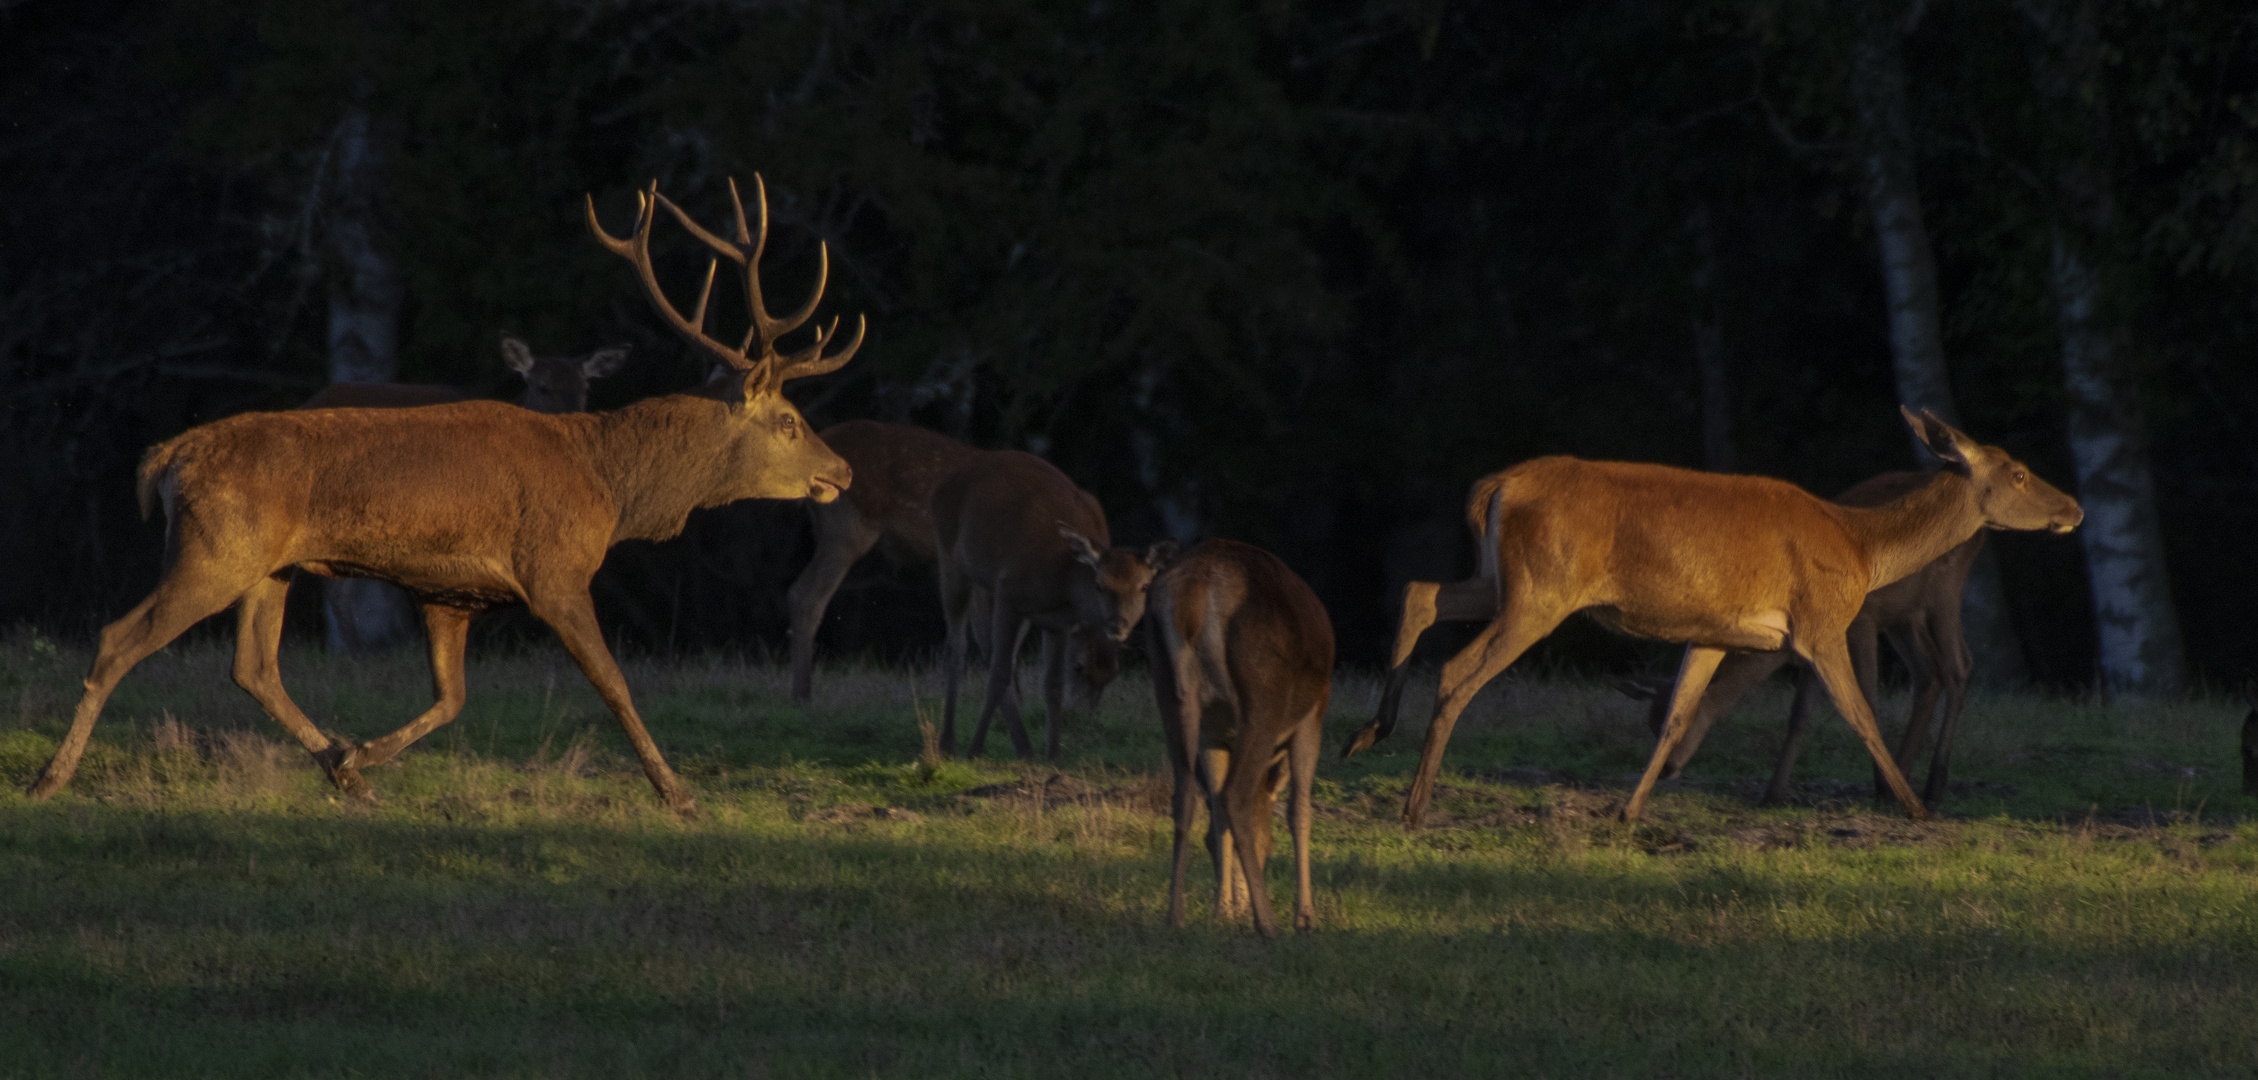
[587, 176, 858, 504]
[501, 335, 630, 414]
[1059, 527, 1177, 643]
[1902, 407, 2083, 535]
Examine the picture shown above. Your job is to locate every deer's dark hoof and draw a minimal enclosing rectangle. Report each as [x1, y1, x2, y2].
[666, 791, 702, 820]
[313, 743, 377, 803]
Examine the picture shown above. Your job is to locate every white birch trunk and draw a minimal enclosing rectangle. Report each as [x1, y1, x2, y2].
[2048, 235, 2185, 694]
[321, 108, 415, 652]
[1848, 4, 2030, 684]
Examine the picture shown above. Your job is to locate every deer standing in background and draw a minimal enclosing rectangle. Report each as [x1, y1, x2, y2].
[1339, 409, 2082, 827]
[28, 176, 860, 815]
[300, 335, 631, 414]
[1616, 471, 1985, 808]
[301, 335, 632, 653]
[932, 450, 1171, 760]
[1146, 539, 1331, 937]
[786, 421, 1119, 710]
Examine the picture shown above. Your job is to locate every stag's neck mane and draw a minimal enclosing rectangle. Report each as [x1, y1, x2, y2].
[582, 389, 741, 543]
[1832, 467, 1982, 592]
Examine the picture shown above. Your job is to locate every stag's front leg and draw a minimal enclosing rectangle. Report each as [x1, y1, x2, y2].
[230, 575, 369, 799]
[351, 604, 476, 772]
[530, 585, 696, 818]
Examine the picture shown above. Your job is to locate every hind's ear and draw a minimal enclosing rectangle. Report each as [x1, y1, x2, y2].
[582, 344, 630, 379]
[1901, 405, 1978, 467]
[1143, 540, 1179, 571]
[1058, 524, 1104, 568]
[501, 334, 536, 375]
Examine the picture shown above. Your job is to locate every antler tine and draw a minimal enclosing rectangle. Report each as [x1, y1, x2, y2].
[652, 191, 749, 267]
[687, 258, 718, 335]
[586, 181, 755, 370]
[773, 241, 830, 339]
[774, 313, 865, 386]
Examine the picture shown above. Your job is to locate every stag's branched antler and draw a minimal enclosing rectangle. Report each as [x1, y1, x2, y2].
[586, 175, 864, 391]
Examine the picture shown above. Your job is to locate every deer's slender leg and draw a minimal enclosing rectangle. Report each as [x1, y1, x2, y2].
[1881, 622, 1940, 789]
[1224, 735, 1294, 937]
[1039, 629, 1069, 763]
[1203, 745, 1247, 919]
[1402, 596, 1566, 828]
[787, 508, 881, 703]
[1153, 625, 1203, 930]
[970, 611, 1034, 760]
[30, 564, 251, 799]
[351, 604, 476, 770]
[1287, 704, 1322, 933]
[527, 586, 695, 818]
[229, 574, 366, 797]
[1762, 666, 1819, 806]
[1343, 577, 1496, 757]
[1920, 611, 1974, 807]
[935, 562, 974, 756]
[1623, 645, 1728, 821]
[1802, 632, 1929, 820]
[1660, 650, 1792, 778]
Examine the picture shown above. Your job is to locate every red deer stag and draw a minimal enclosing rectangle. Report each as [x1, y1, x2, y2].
[1616, 471, 1986, 808]
[786, 421, 1118, 709]
[302, 335, 633, 653]
[27, 176, 860, 816]
[1339, 409, 2081, 827]
[300, 334, 631, 414]
[932, 451, 1172, 760]
[1146, 539, 1331, 937]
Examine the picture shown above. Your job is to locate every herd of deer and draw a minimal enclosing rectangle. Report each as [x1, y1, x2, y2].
[24, 176, 2091, 936]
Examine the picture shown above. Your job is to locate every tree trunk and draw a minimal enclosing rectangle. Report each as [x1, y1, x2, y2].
[321, 108, 415, 653]
[1847, 1, 2031, 684]
[2047, 234, 2185, 694]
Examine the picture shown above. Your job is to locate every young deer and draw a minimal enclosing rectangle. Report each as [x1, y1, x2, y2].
[1615, 471, 1987, 808]
[301, 336, 632, 653]
[1146, 539, 1331, 937]
[786, 420, 1119, 709]
[931, 450, 1171, 760]
[1340, 409, 2081, 827]
[28, 176, 859, 816]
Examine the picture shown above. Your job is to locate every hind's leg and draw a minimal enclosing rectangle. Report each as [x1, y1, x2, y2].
[229, 574, 366, 797]
[30, 562, 253, 798]
[1343, 578, 1495, 757]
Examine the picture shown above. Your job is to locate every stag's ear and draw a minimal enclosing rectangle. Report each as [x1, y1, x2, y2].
[582, 344, 630, 379]
[501, 335, 537, 375]
[1901, 405, 1977, 467]
[1143, 540, 1179, 570]
[1058, 524, 1105, 568]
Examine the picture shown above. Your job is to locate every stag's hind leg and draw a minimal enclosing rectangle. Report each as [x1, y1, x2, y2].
[528, 584, 695, 818]
[1402, 596, 1567, 828]
[1343, 578, 1496, 758]
[229, 574, 367, 798]
[29, 560, 257, 798]
[350, 604, 475, 773]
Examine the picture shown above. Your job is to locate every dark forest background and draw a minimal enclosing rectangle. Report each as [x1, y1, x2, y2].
[3, 0, 2255, 689]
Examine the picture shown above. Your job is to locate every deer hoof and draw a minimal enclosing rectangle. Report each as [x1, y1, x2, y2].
[313, 743, 377, 803]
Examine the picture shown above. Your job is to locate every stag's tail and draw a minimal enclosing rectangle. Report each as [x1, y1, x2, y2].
[136, 438, 184, 521]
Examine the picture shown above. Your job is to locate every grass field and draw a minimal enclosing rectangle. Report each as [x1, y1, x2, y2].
[2, 629, 2255, 1078]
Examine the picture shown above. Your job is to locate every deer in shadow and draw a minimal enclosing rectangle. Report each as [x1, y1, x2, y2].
[301, 335, 632, 653]
[932, 450, 1172, 761]
[786, 420, 1115, 709]
[1146, 539, 1331, 937]
[28, 176, 858, 816]
[1339, 409, 2082, 827]
[1612, 471, 1988, 808]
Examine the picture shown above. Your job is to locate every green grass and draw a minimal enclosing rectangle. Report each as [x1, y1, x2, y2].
[2, 629, 2255, 1078]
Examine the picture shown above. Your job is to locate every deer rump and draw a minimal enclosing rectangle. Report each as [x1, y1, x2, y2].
[1146, 539, 1331, 937]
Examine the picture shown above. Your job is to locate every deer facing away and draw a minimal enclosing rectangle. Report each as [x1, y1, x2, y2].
[27, 176, 860, 816]
[1146, 539, 1332, 937]
[786, 420, 1115, 709]
[302, 335, 633, 654]
[932, 450, 1171, 760]
[1339, 409, 2081, 827]
[1615, 471, 1986, 808]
